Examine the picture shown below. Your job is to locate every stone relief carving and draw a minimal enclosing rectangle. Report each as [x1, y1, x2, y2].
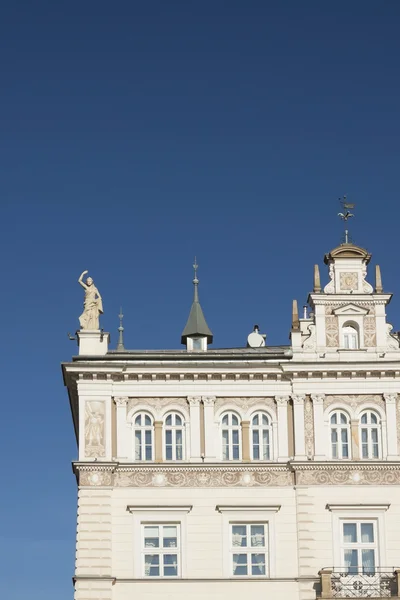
[386, 324, 400, 350]
[397, 399, 400, 454]
[275, 395, 290, 406]
[363, 316, 377, 347]
[324, 264, 335, 294]
[114, 397, 128, 407]
[340, 272, 358, 291]
[303, 324, 316, 350]
[326, 316, 339, 347]
[127, 397, 188, 418]
[304, 396, 315, 458]
[80, 469, 113, 486]
[187, 396, 201, 406]
[361, 265, 374, 293]
[323, 394, 385, 413]
[85, 401, 105, 457]
[295, 466, 400, 486]
[113, 466, 292, 488]
[214, 397, 276, 417]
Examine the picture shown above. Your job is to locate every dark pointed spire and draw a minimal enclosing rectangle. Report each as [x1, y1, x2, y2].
[116, 307, 125, 351]
[181, 258, 213, 345]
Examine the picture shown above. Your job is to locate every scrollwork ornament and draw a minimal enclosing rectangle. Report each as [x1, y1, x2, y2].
[202, 396, 216, 406]
[311, 394, 325, 405]
[114, 397, 128, 407]
[292, 394, 306, 405]
[383, 394, 397, 405]
[275, 395, 290, 406]
[187, 396, 201, 407]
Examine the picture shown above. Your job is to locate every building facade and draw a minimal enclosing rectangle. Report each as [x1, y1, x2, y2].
[63, 242, 400, 600]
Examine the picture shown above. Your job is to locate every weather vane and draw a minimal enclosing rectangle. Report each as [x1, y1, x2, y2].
[338, 195, 355, 244]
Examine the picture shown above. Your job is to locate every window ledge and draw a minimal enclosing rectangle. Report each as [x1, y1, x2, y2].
[326, 503, 390, 512]
[216, 504, 281, 513]
[127, 505, 192, 513]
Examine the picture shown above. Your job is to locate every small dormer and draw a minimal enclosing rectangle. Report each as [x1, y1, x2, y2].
[181, 260, 213, 352]
[323, 244, 372, 294]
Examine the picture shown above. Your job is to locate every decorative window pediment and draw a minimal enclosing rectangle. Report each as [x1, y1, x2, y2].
[333, 303, 369, 317]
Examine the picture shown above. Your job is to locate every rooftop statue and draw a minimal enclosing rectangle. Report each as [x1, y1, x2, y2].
[78, 270, 103, 330]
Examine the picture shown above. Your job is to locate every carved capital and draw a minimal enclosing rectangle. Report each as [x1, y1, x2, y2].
[384, 393, 397, 405]
[187, 396, 201, 407]
[202, 396, 216, 406]
[275, 395, 290, 406]
[311, 394, 325, 405]
[292, 394, 306, 405]
[114, 396, 128, 407]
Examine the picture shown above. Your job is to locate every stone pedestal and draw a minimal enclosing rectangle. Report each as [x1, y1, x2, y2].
[77, 330, 109, 356]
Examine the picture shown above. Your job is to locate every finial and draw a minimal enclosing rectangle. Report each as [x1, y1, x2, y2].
[375, 265, 383, 293]
[292, 300, 300, 331]
[193, 257, 199, 301]
[338, 195, 355, 244]
[116, 306, 125, 351]
[313, 264, 321, 293]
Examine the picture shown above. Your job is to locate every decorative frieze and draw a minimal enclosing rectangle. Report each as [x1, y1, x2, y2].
[214, 397, 276, 416]
[126, 397, 188, 418]
[323, 394, 385, 413]
[294, 463, 400, 486]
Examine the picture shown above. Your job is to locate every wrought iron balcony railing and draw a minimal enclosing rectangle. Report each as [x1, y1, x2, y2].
[319, 567, 400, 598]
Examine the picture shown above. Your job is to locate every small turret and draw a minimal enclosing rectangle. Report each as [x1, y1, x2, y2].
[181, 259, 213, 351]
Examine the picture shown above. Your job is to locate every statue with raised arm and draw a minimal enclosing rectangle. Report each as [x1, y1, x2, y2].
[78, 270, 103, 330]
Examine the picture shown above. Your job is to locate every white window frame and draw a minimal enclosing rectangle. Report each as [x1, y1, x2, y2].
[342, 324, 359, 349]
[133, 412, 154, 461]
[359, 410, 381, 460]
[230, 522, 268, 577]
[329, 410, 351, 459]
[221, 412, 242, 460]
[141, 523, 181, 578]
[163, 412, 185, 461]
[328, 504, 389, 570]
[128, 505, 192, 579]
[217, 505, 280, 579]
[250, 412, 273, 461]
[340, 519, 378, 572]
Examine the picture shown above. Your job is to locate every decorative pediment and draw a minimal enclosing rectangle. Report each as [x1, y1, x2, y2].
[332, 303, 369, 316]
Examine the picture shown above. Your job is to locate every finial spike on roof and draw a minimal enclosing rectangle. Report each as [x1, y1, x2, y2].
[181, 259, 213, 345]
[292, 300, 300, 331]
[116, 306, 125, 351]
[375, 265, 383, 293]
[314, 264, 321, 293]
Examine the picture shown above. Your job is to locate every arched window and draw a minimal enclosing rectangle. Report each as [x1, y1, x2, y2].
[251, 412, 272, 460]
[164, 413, 184, 460]
[330, 411, 350, 459]
[342, 322, 359, 349]
[360, 411, 381, 459]
[134, 413, 153, 461]
[221, 412, 241, 460]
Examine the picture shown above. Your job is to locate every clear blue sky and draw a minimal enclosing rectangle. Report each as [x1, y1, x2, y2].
[1, 1, 400, 597]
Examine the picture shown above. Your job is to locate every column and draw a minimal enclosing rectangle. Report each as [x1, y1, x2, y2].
[275, 396, 290, 462]
[114, 397, 128, 459]
[292, 395, 307, 460]
[203, 396, 216, 461]
[188, 396, 202, 461]
[242, 421, 250, 461]
[311, 394, 326, 460]
[154, 421, 163, 462]
[384, 394, 399, 459]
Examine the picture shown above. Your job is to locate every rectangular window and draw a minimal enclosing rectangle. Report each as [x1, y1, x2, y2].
[230, 523, 268, 577]
[142, 524, 180, 577]
[341, 520, 377, 574]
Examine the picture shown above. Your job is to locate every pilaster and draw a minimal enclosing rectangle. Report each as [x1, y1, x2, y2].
[311, 394, 326, 460]
[203, 396, 216, 461]
[154, 421, 163, 462]
[292, 395, 307, 460]
[275, 396, 290, 462]
[384, 394, 399, 459]
[242, 420, 251, 461]
[114, 397, 128, 460]
[188, 396, 202, 461]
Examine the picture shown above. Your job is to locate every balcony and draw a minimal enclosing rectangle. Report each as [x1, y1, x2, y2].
[319, 568, 400, 598]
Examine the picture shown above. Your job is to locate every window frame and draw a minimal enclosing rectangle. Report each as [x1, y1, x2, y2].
[250, 412, 273, 461]
[328, 504, 389, 572]
[141, 523, 181, 578]
[133, 412, 154, 461]
[359, 410, 381, 460]
[221, 411, 242, 461]
[163, 412, 185, 461]
[340, 519, 378, 573]
[230, 522, 268, 577]
[329, 410, 351, 460]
